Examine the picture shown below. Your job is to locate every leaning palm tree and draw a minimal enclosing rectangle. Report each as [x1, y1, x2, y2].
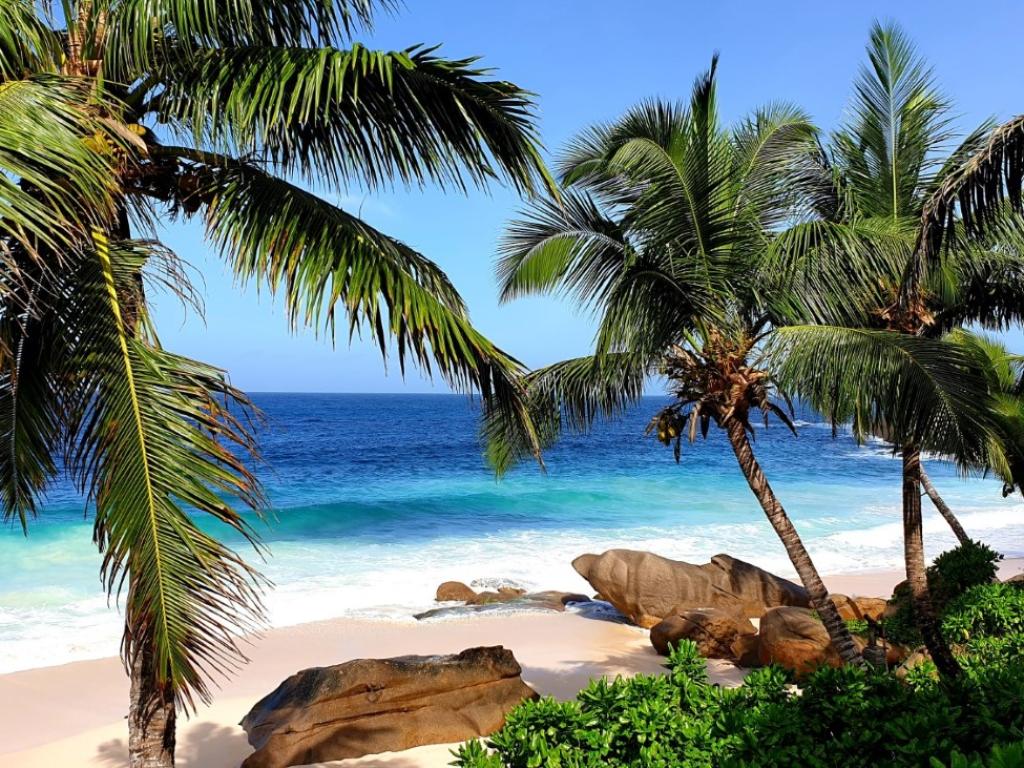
[0, 1, 549, 765]
[484, 60, 866, 664]
[768, 22, 1024, 677]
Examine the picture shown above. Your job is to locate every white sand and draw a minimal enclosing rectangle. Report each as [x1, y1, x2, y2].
[2, 561, 1020, 768]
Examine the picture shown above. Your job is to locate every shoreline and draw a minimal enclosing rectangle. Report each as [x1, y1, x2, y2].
[3, 560, 1021, 767]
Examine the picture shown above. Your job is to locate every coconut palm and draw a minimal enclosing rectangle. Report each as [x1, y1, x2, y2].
[0, 1, 550, 765]
[768, 22, 1024, 677]
[483, 60, 875, 663]
[917, 330, 1024, 546]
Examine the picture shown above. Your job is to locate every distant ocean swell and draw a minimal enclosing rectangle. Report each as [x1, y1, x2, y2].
[1, 394, 1022, 673]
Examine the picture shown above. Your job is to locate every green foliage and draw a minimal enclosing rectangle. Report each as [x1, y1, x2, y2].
[931, 541, 1004, 609]
[452, 639, 1024, 768]
[931, 741, 1024, 768]
[881, 541, 1005, 647]
[846, 618, 870, 636]
[942, 583, 1024, 670]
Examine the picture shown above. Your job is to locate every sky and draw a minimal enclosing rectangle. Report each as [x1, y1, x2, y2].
[150, 0, 1024, 393]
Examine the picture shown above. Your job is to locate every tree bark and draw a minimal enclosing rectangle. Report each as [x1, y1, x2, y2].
[128, 646, 176, 768]
[902, 446, 961, 678]
[919, 466, 970, 546]
[724, 419, 863, 665]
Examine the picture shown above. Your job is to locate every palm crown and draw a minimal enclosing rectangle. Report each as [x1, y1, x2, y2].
[488, 60, 816, 456]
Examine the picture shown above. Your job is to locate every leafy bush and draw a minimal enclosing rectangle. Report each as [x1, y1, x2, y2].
[943, 583, 1024, 642]
[932, 741, 1024, 768]
[846, 618, 870, 636]
[930, 541, 1003, 610]
[452, 640, 1024, 768]
[942, 583, 1024, 671]
[881, 541, 1003, 647]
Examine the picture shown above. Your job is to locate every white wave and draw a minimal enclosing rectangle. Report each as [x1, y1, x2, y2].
[2, 501, 1021, 674]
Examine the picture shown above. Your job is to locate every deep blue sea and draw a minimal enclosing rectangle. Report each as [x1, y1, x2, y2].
[2, 393, 1022, 671]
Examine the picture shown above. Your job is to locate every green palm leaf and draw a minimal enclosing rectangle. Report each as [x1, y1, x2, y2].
[0, 270, 63, 530]
[0, 77, 121, 257]
[482, 353, 649, 475]
[770, 326, 995, 467]
[64, 232, 266, 708]
[155, 44, 553, 194]
[103, 0, 387, 78]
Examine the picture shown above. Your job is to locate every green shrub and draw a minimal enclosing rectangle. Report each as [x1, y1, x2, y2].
[930, 541, 1003, 610]
[452, 639, 1024, 768]
[932, 741, 1024, 768]
[846, 618, 870, 636]
[941, 583, 1024, 671]
[881, 541, 1004, 647]
[943, 583, 1024, 642]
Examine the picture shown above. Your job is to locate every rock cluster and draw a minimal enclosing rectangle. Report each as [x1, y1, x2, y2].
[570, 549, 909, 676]
[417, 581, 590, 619]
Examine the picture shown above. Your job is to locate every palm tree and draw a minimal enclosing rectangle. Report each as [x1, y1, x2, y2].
[918, 331, 1024, 547]
[768, 22, 1024, 677]
[0, 1, 550, 765]
[484, 59, 866, 664]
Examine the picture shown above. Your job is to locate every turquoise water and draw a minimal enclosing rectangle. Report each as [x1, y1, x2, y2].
[1, 394, 1022, 671]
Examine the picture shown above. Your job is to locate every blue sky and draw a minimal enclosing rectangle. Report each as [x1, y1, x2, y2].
[150, 0, 1024, 393]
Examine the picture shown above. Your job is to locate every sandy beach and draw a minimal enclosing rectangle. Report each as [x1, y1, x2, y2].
[5, 561, 1020, 768]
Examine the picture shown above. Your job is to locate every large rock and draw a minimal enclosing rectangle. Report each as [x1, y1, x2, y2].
[650, 607, 757, 658]
[240, 646, 536, 768]
[757, 606, 841, 677]
[832, 594, 887, 622]
[572, 550, 809, 627]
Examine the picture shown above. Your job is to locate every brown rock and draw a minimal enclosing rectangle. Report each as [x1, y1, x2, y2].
[650, 607, 756, 658]
[436, 581, 477, 602]
[832, 594, 887, 622]
[758, 606, 841, 677]
[572, 550, 809, 627]
[240, 646, 536, 768]
[731, 633, 763, 668]
[706, 554, 811, 617]
[884, 642, 911, 666]
[498, 586, 528, 597]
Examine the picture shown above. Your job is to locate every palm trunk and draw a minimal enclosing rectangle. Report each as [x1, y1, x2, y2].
[919, 466, 970, 546]
[128, 646, 176, 768]
[724, 419, 862, 665]
[902, 446, 961, 678]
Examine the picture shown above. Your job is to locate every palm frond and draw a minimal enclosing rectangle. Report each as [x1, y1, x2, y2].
[0, 273, 62, 530]
[188, 161, 545, 469]
[0, 77, 121, 256]
[766, 217, 913, 325]
[834, 21, 952, 219]
[482, 353, 650, 474]
[0, 0, 60, 78]
[104, 0, 389, 77]
[62, 232, 266, 709]
[911, 114, 1024, 290]
[497, 190, 630, 306]
[770, 326, 994, 468]
[730, 101, 818, 228]
[154, 44, 553, 194]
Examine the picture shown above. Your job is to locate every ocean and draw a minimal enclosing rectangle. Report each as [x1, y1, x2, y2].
[1, 393, 1022, 673]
